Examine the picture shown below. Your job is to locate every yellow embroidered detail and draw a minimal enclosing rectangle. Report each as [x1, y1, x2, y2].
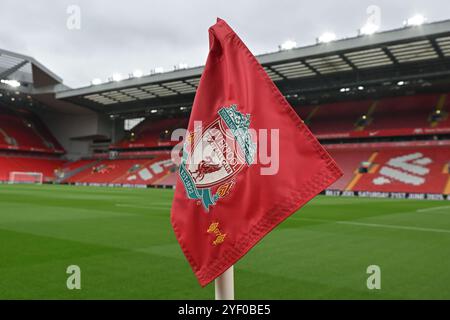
[207, 222, 226, 245]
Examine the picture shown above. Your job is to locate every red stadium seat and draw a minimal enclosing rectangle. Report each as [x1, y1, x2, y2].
[66, 152, 176, 186]
[111, 118, 188, 149]
[367, 95, 439, 130]
[326, 145, 450, 195]
[0, 106, 64, 154]
[0, 156, 66, 182]
[295, 94, 450, 139]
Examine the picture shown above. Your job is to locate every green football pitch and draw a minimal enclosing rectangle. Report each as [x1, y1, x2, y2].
[0, 184, 449, 299]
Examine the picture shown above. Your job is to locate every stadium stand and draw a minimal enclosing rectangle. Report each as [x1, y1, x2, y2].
[368, 95, 439, 130]
[112, 118, 188, 149]
[326, 142, 450, 195]
[298, 93, 450, 139]
[64, 92, 446, 193]
[0, 155, 65, 182]
[0, 103, 65, 183]
[3, 20, 450, 198]
[300, 100, 373, 135]
[0, 104, 66, 183]
[3, 91, 448, 194]
[350, 146, 450, 194]
[155, 171, 178, 186]
[61, 159, 97, 172]
[326, 148, 375, 191]
[0, 105, 64, 153]
[106, 92, 450, 153]
[64, 152, 176, 186]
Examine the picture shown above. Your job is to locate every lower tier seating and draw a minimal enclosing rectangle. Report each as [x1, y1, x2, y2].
[4, 142, 448, 195]
[65, 153, 176, 185]
[327, 144, 450, 194]
[0, 156, 66, 182]
[326, 148, 374, 191]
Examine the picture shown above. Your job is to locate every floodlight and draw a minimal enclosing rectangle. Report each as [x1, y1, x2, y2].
[0, 79, 20, 88]
[318, 32, 336, 43]
[91, 78, 102, 85]
[132, 70, 143, 78]
[112, 73, 122, 82]
[280, 40, 297, 50]
[405, 14, 426, 26]
[360, 22, 379, 35]
[176, 63, 188, 70]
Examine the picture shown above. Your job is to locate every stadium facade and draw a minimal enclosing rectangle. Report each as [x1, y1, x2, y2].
[1, 20, 450, 197]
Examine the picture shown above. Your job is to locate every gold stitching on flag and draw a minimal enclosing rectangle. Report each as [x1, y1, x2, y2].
[207, 222, 226, 245]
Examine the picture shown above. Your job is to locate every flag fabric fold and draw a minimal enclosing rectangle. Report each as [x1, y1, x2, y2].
[171, 18, 343, 287]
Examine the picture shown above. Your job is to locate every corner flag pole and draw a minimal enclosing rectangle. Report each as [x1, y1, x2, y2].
[215, 265, 234, 300]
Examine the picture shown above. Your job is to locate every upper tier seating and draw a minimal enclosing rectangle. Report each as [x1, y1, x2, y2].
[112, 118, 188, 149]
[367, 95, 440, 130]
[113, 93, 450, 150]
[297, 93, 450, 139]
[302, 100, 373, 135]
[0, 105, 64, 153]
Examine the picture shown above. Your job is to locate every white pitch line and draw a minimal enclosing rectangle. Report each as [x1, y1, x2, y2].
[416, 206, 450, 213]
[293, 217, 450, 234]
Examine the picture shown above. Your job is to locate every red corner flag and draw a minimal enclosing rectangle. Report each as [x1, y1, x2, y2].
[171, 19, 342, 287]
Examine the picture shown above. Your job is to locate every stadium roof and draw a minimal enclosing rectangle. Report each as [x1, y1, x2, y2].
[0, 48, 95, 115]
[0, 48, 64, 90]
[49, 19, 450, 116]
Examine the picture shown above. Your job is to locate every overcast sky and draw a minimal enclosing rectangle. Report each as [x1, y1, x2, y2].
[1, 0, 450, 88]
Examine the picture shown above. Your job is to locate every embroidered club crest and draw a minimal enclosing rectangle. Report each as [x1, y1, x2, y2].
[179, 105, 256, 211]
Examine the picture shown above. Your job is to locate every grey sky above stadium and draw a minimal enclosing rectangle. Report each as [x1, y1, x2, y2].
[1, 0, 450, 88]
